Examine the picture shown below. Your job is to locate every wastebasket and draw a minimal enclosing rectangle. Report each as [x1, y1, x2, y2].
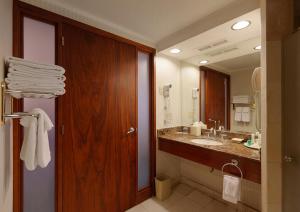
[155, 176, 172, 201]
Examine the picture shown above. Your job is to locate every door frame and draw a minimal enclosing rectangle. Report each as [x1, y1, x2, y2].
[12, 1, 156, 211]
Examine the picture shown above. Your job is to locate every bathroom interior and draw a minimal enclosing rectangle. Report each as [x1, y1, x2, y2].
[0, 0, 299, 212]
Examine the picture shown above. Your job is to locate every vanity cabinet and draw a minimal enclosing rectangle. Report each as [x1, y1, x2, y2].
[158, 137, 261, 184]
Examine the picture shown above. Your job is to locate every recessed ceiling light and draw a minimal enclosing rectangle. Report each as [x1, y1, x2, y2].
[231, 20, 251, 30]
[200, 60, 208, 64]
[170, 48, 181, 54]
[254, 45, 261, 50]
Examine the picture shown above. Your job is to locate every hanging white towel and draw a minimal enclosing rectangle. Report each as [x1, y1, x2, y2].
[20, 108, 53, 170]
[222, 175, 241, 204]
[234, 107, 242, 122]
[20, 115, 38, 171]
[33, 108, 54, 168]
[241, 107, 250, 122]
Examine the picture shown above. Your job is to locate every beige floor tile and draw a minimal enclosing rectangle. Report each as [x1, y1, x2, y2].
[173, 184, 194, 196]
[142, 198, 169, 212]
[126, 204, 148, 212]
[186, 190, 213, 207]
[168, 197, 202, 212]
[153, 192, 185, 209]
[204, 200, 235, 212]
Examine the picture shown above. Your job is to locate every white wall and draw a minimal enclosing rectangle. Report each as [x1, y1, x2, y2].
[181, 62, 200, 126]
[0, 0, 13, 211]
[156, 54, 182, 129]
[155, 54, 182, 183]
[230, 69, 257, 133]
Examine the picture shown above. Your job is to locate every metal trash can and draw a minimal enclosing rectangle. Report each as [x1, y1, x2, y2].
[155, 176, 172, 201]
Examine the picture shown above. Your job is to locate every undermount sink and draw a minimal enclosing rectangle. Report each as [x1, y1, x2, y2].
[190, 138, 223, 146]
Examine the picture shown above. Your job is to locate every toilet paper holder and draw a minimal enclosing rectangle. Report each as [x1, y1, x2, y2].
[221, 159, 243, 179]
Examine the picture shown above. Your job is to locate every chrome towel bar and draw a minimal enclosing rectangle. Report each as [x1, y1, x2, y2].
[0, 81, 55, 125]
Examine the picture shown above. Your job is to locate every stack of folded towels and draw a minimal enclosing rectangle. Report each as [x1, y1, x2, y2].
[5, 56, 66, 98]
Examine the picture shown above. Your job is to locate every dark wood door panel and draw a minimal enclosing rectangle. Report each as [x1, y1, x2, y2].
[202, 67, 230, 129]
[115, 42, 137, 210]
[61, 23, 136, 212]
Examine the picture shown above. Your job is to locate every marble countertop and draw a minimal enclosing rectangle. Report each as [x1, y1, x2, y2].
[158, 129, 261, 162]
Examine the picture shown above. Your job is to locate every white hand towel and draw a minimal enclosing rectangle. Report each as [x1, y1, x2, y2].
[222, 175, 241, 204]
[20, 115, 38, 171]
[20, 108, 53, 170]
[242, 107, 250, 122]
[32, 108, 54, 168]
[234, 107, 242, 122]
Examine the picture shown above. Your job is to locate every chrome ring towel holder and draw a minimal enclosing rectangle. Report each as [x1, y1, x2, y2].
[221, 159, 243, 179]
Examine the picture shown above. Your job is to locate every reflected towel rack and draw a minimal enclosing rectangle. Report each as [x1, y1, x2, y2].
[221, 159, 243, 179]
[231, 103, 255, 110]
[0, 81, 56, 125]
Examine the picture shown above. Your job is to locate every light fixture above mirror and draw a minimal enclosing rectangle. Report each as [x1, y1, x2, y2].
[231, 20, 251, 30]
[200, 60, 209, 64]
[170, 48, 181, 54]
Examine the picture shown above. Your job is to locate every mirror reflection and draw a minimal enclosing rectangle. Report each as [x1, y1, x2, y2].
[159, 9, 261, 134]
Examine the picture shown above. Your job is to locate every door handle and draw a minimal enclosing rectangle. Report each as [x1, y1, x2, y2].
[127, 127, 135, 135]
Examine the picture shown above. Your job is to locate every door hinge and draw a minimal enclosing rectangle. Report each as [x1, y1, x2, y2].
[61, 36, 65, 46]
[61, 125, 65, 135]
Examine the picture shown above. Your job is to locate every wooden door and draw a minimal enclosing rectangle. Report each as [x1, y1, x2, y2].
[202, 67, 230, 129]
[59, 23, 137, 212]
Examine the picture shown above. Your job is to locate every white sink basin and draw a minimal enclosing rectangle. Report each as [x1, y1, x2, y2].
[190, 139, 223, 146]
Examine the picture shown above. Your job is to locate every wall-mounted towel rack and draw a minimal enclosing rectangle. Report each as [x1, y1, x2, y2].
[231, 103, 255, 110]
[0, 81, 56, 126]
[221, 159, 243, 179]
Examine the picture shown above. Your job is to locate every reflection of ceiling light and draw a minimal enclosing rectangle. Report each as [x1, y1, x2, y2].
[254, 45, 261, 50]
[200, 60, 208, 64]
[231, 20, 251, 30]
[170, 48, 181, 54]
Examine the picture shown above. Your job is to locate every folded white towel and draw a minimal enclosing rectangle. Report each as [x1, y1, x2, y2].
[5, 79, 65, 88]
[8, 65, 65, 78]
[20, 108, 54, 170]
[241, 107, 250, 122]
[6, 83, 65, 97]
[5, 57, 66, 98]
[5, 56, 65, 74]
[222, 175, 241, 204]
[6, 72, 66, 82]
[234, 107, 242, 122]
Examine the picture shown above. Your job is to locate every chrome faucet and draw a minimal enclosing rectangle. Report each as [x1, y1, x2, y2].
[208, 118, 217, 137]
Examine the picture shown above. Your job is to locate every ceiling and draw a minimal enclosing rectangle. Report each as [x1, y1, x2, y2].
[22, 0, 259, 47]
[160, 9, 261, 68]
[207, 52, 261, 73]
[48, 0, 237, 43]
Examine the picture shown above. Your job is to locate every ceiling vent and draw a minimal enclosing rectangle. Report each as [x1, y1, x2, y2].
[197, 39, 228, 52]
[211, 39, 228, 47]
[198, 45, 211, 52]
[206, 47, 238, 57]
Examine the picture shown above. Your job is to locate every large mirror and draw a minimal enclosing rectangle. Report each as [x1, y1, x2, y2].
[180, 53, 261, 133]
[160, 9, 261, 133]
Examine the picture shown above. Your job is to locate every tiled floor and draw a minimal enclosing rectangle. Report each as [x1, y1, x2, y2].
[127, 184, 256, 212]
